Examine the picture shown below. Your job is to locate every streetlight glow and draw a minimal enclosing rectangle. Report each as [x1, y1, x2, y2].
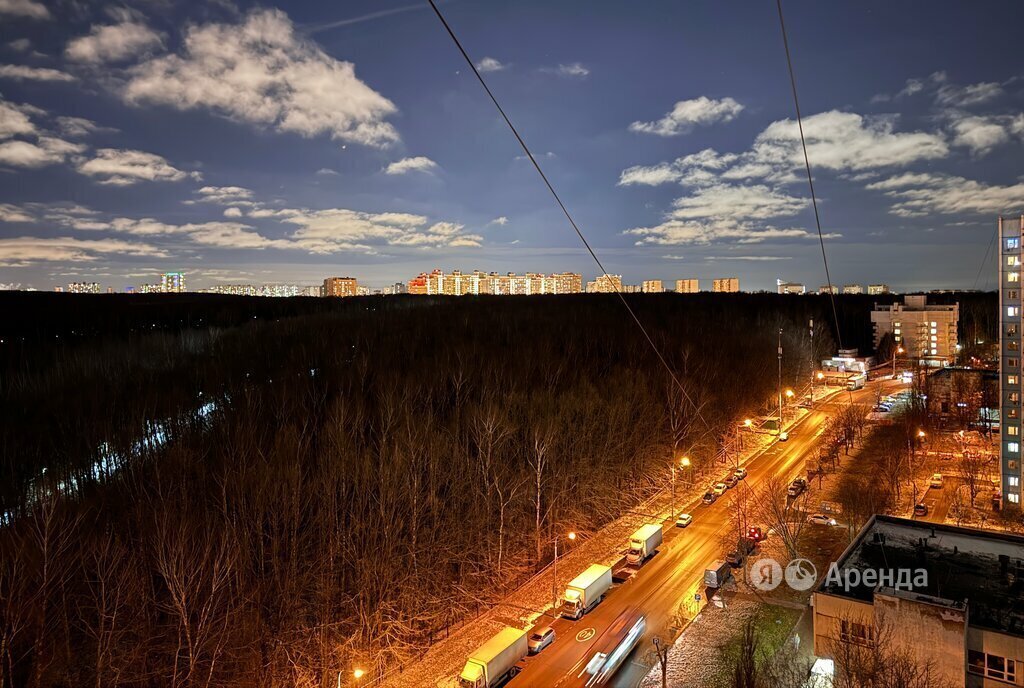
[680, 456, 690, 468]
[785, 389, 794, 398]
[353, 669, 365, 680]
[918, 430, 926, 438]
[567, 531, 576, 541]
[816, 372, 824, 380]
[744, 419, 752, 428]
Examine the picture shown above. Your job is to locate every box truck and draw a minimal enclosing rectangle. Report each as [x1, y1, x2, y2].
[704, 560, 730, 588]
[459, 627, 528, 688]
[626, 523, 663, 566]
[561, 564, 613, 620]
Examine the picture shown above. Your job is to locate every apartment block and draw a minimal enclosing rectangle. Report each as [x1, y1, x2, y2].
[641, 280, 664, 293]
[868, 284, 891, 295]
[712, 277, 739, 293]
[870, 295, 958, 365]
[777, 281, 805, 295]
[1000, 216, 1024, 508]
[842, 284, 864, 294]
[587, 274, 623, 293]
[675, 279, 699, 293]
[323, 276, 358, 297]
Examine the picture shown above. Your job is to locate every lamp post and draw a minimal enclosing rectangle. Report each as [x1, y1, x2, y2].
[552, 531, 576, 612]
[681, 455, 691, 486]
[340, 669, 365, 688]
[785, 389, 794, 419]
[892, 345, 905, 378]
[816, 371, 824, 400]
[777, 328, 784, 437]
[670, 464, 676, 519]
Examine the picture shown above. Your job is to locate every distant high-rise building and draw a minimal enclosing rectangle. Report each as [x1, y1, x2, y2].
[712, 277, 739, 293]
[1000, 216, 1024, 508]
[777, 280, 805, 295]
[870, 295, 958, 365]
[301, 285, 322, 297]
[819, 285, 838, 295]
[867, 284, 890, 295]
[356, 286, 370, 296]
[161, 272, 186, 293]
[641, 280, 664, 293]
[139, 283, 161, 294]
[393, 282, 407, 294]
[675, 279, 699, 294]
[53, 286, 64, 293]
[323, 276, 358, 297]
[67, 282, 100, 294]
[586, 274, 623, 293]
[842, 284, 864, 294]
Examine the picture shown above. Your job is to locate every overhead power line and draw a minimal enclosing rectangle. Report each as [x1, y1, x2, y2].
[775, 0, 845, 352]
[425, 0, 713, 434]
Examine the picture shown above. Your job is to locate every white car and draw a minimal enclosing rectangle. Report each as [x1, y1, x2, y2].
[675, 513, 693, 528]
[929, 473, 943, 488]
[807, 513, 837, 526]
[734, 467, 748, 480]
[528, 626, 555, 655]
[713, 482, 728, 496]
[778, 430, 789, 442]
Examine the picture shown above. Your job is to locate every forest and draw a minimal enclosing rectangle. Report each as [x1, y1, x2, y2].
[0, 290, 995, 687]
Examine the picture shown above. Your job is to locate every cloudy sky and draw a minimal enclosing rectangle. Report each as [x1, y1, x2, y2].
[0, 0, 1021, 291]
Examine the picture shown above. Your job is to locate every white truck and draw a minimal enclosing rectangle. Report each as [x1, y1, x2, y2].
[459, 626, 528, 688]
[626, 523, 663, 566]
[704, 560, 730, 588]
[561, 564, 613, 620]
[847, 374, 866, 391]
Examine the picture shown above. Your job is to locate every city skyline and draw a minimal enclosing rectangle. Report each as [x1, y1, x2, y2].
[0, 1, 1022, 291]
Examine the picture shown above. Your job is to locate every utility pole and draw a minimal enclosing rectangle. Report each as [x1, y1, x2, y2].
[778, 328, 784, 435]
[809, 318, 814, 403]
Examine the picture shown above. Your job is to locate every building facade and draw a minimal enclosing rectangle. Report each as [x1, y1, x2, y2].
[712, 277, 739, 293]
[867, 284, 891, 295]
[641, 280, 664, 293]
[323, 277, 358, 297]
[586, 274, 623, 293]
[842, 284, 865, 294]
[819, 285, 838, 295]
[777, 280, 806, 294]
[161, 272, 186, 293]
[870, 295, 959, 366]
[675, 279, 699, 293]
[1000, 216, 1024, 507]
[813, 515, 1024, 687]
[67, 282, 100, 294]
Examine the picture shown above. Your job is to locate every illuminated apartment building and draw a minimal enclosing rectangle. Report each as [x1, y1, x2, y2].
[842, 284, 864, 294]
[712, 277, 739, 293]
[777, 280, 806, 294]
[586, 274, 623, 293]
[642, 280, 664, 293]
[67, 282, 101, 294]
[867, 284, 890, 295]
[870, 295, 958, 366]
[1001, 216, 1024, 508]
[161, 272, 186, 293]
[323, 277, 358, 297]
[675, 279, 699, 293]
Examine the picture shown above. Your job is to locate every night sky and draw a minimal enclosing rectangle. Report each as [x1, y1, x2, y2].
[0, 0, 1021, 291]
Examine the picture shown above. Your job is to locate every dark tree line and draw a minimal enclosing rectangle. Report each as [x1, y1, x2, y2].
[0, 291, 992, 686]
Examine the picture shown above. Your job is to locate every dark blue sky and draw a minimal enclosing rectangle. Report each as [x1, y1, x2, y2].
[0, 0, 1021, 290]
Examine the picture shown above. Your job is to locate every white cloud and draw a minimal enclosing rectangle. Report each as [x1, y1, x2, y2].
[544, 62, 589, 78]
[384, 156, 438, 175]
[0, 137, 85, 168]
[56, 116, 111, 138]
[626, 219, 826, 246]
[619, 149, 738, 187]
[0, 203, 34, 222]
[948, 114, 1011, 156]
[0, 237, 167, 267]
[195, 186, 255, 206]
[76, 148, 201, 185]
[124, 9, 399, 148]
[662, 254, 686, 260]
[489, 216, 509, 225]
[65, 21, 163, 63]
[704, 255, 792, 261]
[668, 183, 809, 223]
[629, 96, 743, 137]
[475, 57, 506, 72]
[866, 172, 1024, 218]
[315, 167, 339, 175]
[8, 38, 31, 52]
[0, 64, 75, 82]
[282, 208, 481, 252]
[0, 0, 49, 20]
[223, 207, 243, 218]
[0, 99, 36, 139]
[936, 80, 1003, 107]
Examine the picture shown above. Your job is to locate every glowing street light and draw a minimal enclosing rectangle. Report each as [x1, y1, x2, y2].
[552, 531, 575, 611]
[353, 669, 365, 680]
[744, 419, 753, 428]
[816, 371, 825, 381]
[680, 456, 691, 468]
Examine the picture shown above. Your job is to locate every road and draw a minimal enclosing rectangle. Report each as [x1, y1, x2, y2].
[508, 382, 895, 688]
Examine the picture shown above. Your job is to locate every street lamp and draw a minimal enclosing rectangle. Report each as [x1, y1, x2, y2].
[552, 531, 576, 612]
[340, 669, 365, 688]
[892, 345, 905, 378]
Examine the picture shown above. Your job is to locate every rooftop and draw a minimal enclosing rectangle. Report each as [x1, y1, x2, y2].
[818, 515, 1024, 636]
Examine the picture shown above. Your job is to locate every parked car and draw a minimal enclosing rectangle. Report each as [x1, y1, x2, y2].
[527, 626, 555, 655]
[930, 473, 944, 488]
[807, 513, 837, 526]
[713, 482, 728, 496]
[734, 467, 748, 480]
[914, 503, 929, 517]
[723, 475, 739, 489]
[787, 479, 807, 498]
[779, 430, 789, 442]
[702, 491, 717, 505]
[675, 513, 693, 528]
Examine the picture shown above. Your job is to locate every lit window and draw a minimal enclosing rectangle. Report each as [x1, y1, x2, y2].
[1009, 238, 1021, 250]
[1011, 272, 1021, 283]
[931, 349, 938, 355]
[931, 321, 937, 327]
[1011, 476, 1021, 487]
[1009, 442, 1020, 454]
[1010, 425, 1020, 436]
[1010, 375, 1020, 385]
[894, 328, 901, 335]
[1010, 494, 1021, 505]
[1010, 306, 1020, 317]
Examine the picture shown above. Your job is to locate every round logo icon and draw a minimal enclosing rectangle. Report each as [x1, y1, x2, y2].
[749, 558, 783, 591]
[785, 558, 818, 591]
[575, 628, 595, 642]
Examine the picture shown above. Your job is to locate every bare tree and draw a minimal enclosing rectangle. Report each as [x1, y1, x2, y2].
[752, 475, 809, 559]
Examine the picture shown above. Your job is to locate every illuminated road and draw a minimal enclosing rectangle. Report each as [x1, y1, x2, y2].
[509, 382, 894, 688]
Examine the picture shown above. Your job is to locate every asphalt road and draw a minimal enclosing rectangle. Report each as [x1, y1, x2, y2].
[507, 382, 893, 688]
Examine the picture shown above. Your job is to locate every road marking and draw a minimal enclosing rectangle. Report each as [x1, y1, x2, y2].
[575, 628, 595, 642]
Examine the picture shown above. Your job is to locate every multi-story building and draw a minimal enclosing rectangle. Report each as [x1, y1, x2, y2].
[301, 285, 322, 297]
[675, 279, 699, 294]
[712, 277, 739, 293]
[867, 284, 891, 295]
[67, 282, 100, 294]
[842, 284, 864, 294]
[777, 280, 805, 295]
[641, 280, 664, 293]
[161, 272, 186, 293]
[323, 277, 358, 297]
[819, 285, 838, 295]
[408, 270, 582, 296]
[870, 295, 958, 366]
[1000, 216, 1024, 508]
[813, 515, 1024, 687]
[586, 274, 623, 293]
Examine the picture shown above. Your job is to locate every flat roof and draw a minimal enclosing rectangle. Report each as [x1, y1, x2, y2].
[818, 515, 1024, 636]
